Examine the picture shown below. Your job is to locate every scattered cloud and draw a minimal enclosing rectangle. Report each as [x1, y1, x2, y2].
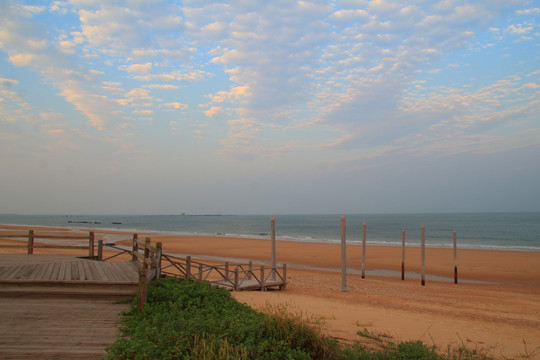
[164, 102, 188, 110]
[124, 62, 153, 74]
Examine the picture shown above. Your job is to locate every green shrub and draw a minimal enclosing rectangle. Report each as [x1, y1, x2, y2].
[106, 277, 496, 360]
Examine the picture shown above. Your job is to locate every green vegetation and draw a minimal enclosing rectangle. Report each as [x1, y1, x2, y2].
[106, 277, 497, 360]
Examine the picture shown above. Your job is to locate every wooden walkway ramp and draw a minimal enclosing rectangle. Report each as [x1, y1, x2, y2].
[0, 255, 138, 359]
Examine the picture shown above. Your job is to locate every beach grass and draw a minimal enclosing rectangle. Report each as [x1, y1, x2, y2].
[105, 277, 499, 360]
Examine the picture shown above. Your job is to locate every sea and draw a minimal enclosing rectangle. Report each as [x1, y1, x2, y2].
[0, 213, 538, 252]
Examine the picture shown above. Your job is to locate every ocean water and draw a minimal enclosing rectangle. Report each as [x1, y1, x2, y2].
[0, 213, 538, 252]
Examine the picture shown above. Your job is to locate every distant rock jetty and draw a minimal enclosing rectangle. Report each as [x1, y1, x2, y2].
[67, 221, 122, 225]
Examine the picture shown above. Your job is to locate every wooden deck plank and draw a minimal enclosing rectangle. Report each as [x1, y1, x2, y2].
[77, 259, 86, 280]
[94, 261, 110, 282]
[44, 262, 57, 281]
[98, 261, 118, 282]
[17, 265, 37, 280]
[87, 259, 104, 281]
[31, 264, 47, 280]
[63, 261, 72, 280]
[71, 261, 79, 280]
[111, 262, 129, 281]
[49, 263, 61, 281]
[0, 297, 129, 359]
[113, 261, 138, 282]
[3, 264, 26, 280]
[27, 263, 46, 280]
[57, 262, 66, 281]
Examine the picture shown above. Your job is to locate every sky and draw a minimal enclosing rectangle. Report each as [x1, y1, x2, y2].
[0, 0, 539, 215]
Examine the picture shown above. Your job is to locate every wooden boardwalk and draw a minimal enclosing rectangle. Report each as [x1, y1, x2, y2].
[0, 254, 139, 297]
[0, 254, 138, 359]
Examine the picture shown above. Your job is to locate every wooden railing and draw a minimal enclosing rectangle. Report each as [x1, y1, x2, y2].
[103, 234, 162, 310]
[161, 253, 287, 291]
[0, 230, 103, 259]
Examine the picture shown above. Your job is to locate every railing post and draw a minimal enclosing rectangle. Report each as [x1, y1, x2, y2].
[260, 265, 265, 291]
[198, 263, 203, 281]
[186, 256, 191, 278]
[234, 267, 239, 291]
[156, 242, 162, 279]
[89, 232, 95, 258]
[27, 230, 34, 254]
[132, 234, 138, 262]
[144, 238, 150, 265]
[138, 267, 147, 311]
[248, 261, 253, 280]
[225, 261, 230, 280]
[98, 240, 103, 261]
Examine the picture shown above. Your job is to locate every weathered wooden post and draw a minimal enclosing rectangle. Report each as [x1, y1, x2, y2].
[271, 216, 276, 281]
[453, 230, 458, 284]
[97, 240, 104, 261]
[132, 234, 138, 261]
[198, 264, 203, 281]
[248, 261, 253, 280]
[260, 265, 266, 291]
[401, 229, 405, 280]
[361, 222, 366, 279]
[89, 232, 95, 258]
[144, 238, 150, 265]
[225, 261, 230, 280]
[421, 225, 426, 286]
[234, 267, 239, 291]
[138, 267, 147, 311]
[186, 256, 192, 278]
[155, 242, 162, 279]
[282, 264, 287, 290]
[27, 230, 34, 254]
[341, 215, 347, 292]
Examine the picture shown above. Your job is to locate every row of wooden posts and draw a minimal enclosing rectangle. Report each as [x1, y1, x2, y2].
[338, 215, 458, 291]
[269, 215, 459, 292]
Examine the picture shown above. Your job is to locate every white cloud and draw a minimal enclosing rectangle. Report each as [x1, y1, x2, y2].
[8, 53, 35, 66]
[204, 106, 224, 117]
[144, 84, 179, 90]
[164, 102, 188, 110]
[133, 70, 208, 82]
[505, 24, 533, 34]
[0, 78, 19, 88]
[516, 8, 540, 15]
[133, 109, 153, 115]
[124, 62, 153, 74]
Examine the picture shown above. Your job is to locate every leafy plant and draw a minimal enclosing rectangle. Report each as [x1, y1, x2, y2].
[106, 277, 498, 360]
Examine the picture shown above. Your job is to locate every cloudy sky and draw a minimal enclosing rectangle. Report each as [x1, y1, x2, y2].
[1, 0, 539, 215]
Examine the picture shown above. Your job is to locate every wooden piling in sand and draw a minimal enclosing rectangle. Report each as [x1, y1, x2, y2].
[361, 222, 366, 279]
[341, 215, 347, 292]
[421, 225, 425, 286]
[401, 229, 405, 281]
[453, 230, 458, 284]
[271, 216, 276, 281]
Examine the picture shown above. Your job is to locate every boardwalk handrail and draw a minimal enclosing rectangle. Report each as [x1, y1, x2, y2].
[124, 236, 162, 311]
[160, 253, 287, 291]
[0, 230, 99, 258]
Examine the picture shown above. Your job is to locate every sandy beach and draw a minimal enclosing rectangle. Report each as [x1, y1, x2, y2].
[1, 225, 539, 359]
